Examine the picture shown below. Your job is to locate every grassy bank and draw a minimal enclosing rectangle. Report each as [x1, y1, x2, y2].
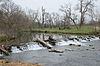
[31, 26, 100, 35]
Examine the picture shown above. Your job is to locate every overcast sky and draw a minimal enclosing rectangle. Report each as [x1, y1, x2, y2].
[13, 0, 100, 13]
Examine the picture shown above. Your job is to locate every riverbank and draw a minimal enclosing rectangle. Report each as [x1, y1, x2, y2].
[0, 26, 100, 43]
[0, 60, 42, 66]
[30, 26, 100, 35]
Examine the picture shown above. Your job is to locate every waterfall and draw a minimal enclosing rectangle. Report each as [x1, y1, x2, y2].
[11, 42, 45, 53]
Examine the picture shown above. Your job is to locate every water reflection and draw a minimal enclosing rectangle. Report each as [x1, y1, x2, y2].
[0, 33, 100, 55]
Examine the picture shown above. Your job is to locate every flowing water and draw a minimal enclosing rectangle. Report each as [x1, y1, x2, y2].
[0, 33, 100, 55]
[0, 33, 100, 66]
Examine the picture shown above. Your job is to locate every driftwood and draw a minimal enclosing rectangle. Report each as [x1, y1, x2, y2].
[0, 45, 10, 55]
[0, 43, 25, 55]
[35, 38, 53, 49]
[48, 49, 64, 53]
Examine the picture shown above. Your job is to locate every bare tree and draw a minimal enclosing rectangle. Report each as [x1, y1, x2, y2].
[78, 0, 96, 27]
[28, 9, 40, 28]
[44, 12, 54, 28]
[51, 12, 61, 28]
[0, 1, 32, 36]
[41, 6, 45, 28]
[60, 4, 79, 29]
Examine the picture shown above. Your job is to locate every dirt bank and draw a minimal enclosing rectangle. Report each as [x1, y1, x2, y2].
[0, 60, 42, 66]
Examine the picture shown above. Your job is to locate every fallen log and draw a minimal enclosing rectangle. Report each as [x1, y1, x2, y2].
[35, 38, 53, 49]
[0, 45, 10, 55]
[48, 49, 64, 53]
[0, 43, 27, 55]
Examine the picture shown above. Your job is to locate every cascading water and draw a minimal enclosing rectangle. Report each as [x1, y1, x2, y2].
[56, 36, 100, 46]
[11, 46, 22, 53]
[11, 42, 45, 53]
[0, 33, 100, 56]
[56, 39, 85, 46]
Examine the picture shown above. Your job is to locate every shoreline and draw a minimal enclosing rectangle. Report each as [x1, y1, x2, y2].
[29, 30, 99, 35]
[0, 60, 42, 66]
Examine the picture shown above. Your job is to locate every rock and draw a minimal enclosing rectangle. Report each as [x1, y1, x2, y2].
[75, 38, 79, 41]
[69, 44, 81, 47]
[91, 47, 95, 49]
[59, 54, 62, 56]
[76, 45, 81, 47]
[48, 36, 56, 41]
[89, 45, 93, 46]
[86, 49, 89, 50]
[68, 38, 74, 40]
[16, 46, 23, 51]
[69, 44, 75, 46]
[44, 36, 56, 46]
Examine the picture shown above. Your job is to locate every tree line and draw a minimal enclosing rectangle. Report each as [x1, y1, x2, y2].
[0, 0, 100, 37]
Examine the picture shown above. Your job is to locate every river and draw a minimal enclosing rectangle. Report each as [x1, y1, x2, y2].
[0, 33, 100, 66]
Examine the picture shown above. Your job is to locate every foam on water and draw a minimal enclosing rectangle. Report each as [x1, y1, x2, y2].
[11, 46, 22, 53]
[11, 42, 45, 53]
[78, 39, 87, 43]
[25, 42, 45, 51]
[91, 37, 100, 41]
[0, 36, 99, 55]
[56, 39, 86, 46]
[56, 40, 68, 46]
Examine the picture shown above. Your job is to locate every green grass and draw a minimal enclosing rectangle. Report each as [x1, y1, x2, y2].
[32, 26, 100, 35]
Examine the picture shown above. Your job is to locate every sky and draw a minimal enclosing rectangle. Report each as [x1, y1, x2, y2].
[13, 0, 100, 14]
[12, 0, 77, 13]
